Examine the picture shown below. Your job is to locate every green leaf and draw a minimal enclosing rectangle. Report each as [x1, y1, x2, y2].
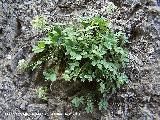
[17, 59, 28, 70]
[97, 64, 102, 70]
[99, 82, 105, 93]
[114, 47, 125, 55]
[31, 16, 47, 30]
[72, 96, 84, 108]
[36, 87, 48, 100]
[70, 52, 82, 60]
[81, 51, 87, 56]
[41, 37, 53, 44]
[117, 74, 128, 85]
[81, 79, 85, 82]
[85, 100, 93, 113]
[70, 51, 76, 57]
[43, 69, 57, 81]
[54, 25, 62, 35]
[32, 45, 44, 53]
[91, 60, 97, 66]
[75, 54, 82, 60]
[32, 60, 42, 70]
[38, 42, 45, 48]
[85, 26, 98, 31]
[106, 2, 117, 14]
[63, 74, 71, 81]
[104, 41, 112, 50]
[50, 73, 56, 81]
[98, 99, 108, 110]
[84, 75, 91, 79]
[32, 41, 46, 53]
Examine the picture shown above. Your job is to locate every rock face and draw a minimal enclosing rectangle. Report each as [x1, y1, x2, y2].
[0, 0, 160, 120]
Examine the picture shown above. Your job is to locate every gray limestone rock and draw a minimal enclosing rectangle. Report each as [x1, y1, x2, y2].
[0, 0, 160, 119]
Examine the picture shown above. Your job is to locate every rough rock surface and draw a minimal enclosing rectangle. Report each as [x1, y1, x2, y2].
[0, 0, 160, 120]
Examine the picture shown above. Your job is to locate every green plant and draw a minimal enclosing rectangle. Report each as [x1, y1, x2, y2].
[31, 15, 47, 30]
[17, 59, 29, 71]
[98, 99, 108, 110]
[31, 16, 128, 112]
[106, 2, 117, 13]
[71, 96, 84, 108]
[43, 69, 57, 81]
[36, 87, 48, 100]
[85, 99, 94, 113]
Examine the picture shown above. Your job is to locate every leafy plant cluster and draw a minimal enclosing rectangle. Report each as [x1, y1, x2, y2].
[31, 15, 47, 30]
[36, 86, 48, 101]
[30, 16, 128, 112]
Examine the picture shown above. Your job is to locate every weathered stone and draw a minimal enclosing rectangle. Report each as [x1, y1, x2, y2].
[19, 101, 29, 111]
[27, 104, 48, 114]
